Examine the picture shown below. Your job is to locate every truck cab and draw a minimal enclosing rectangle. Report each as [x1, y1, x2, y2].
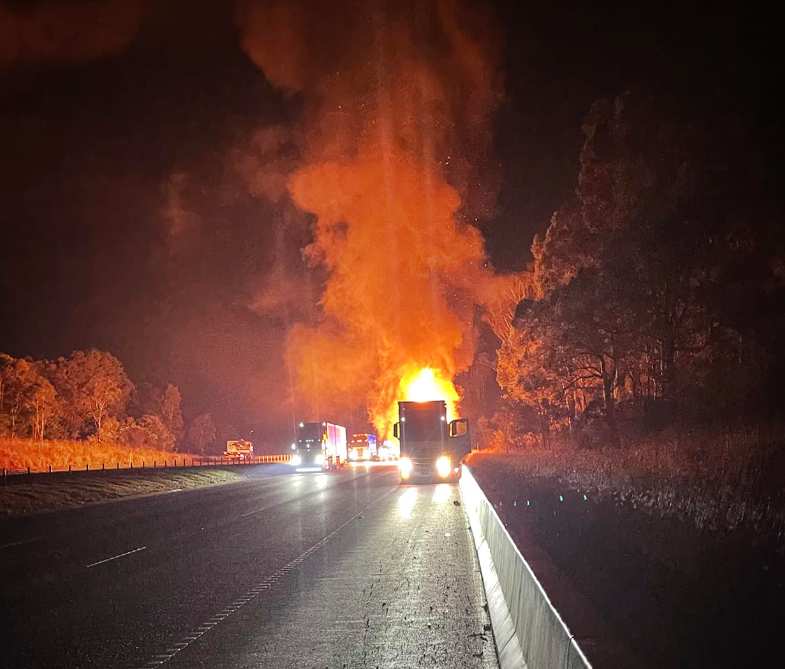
[291, 421, 347, 471]
[393, 401, 471, 482]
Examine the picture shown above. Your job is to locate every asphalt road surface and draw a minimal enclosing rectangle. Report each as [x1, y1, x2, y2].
[1, 464, 498, 669]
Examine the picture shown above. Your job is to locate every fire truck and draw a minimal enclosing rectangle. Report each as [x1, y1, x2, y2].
[393, 401, 471, 482]
[223, 439, 254, 459]
[291, 422, 347, 470]
[349, 433, 377, 461]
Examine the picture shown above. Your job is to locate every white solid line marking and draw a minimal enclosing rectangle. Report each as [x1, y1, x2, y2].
[85, 546, 147, 568]
[1, 538, 40, 550]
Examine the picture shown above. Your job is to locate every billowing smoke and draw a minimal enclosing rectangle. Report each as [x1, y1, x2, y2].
[0, 0, 144, 66]
[236, 0, 509, 436]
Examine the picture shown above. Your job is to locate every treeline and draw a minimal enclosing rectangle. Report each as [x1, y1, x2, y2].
[0, 349, 216, 453]
[487, 93, 785, 447]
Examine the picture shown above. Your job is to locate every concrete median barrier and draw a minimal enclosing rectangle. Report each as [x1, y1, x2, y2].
[461, 466, 593, 669]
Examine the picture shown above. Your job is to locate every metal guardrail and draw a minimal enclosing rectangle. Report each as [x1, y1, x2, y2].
[460, 466, 593, 669]
[1, 454, 292, 483]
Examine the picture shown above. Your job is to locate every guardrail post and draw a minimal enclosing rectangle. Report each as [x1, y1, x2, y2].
[48, 465, 52, 473]
[102, 462, 105, 471]
[154, 461, 157, 469]
[130, 461, 133, 469]
[116, 462, 120, 470]
[164, 460, 167, 468]
[3, 467, 6, 485]
[86, 463, 89, 472]
[68, 464, 72, 474]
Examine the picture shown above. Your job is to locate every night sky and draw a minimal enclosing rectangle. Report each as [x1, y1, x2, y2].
[1, 0, 781, 442]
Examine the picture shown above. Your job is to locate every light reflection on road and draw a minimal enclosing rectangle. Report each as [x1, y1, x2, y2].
[432, 483, 452, 504]
[398, 487, 418, 520]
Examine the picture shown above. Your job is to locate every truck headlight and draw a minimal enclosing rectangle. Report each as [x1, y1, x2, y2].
[399, 457, 413, 479]
[435, 456, 451, 478]
[315, 453, 325, 466]
[349, 450, 358, 461]
[291, 454, 302, 466]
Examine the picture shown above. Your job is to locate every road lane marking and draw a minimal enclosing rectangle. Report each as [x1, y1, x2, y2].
[1, 538, 40, 550]
[239, 508, 263, 517]
[85, 546, 147, 568]
[138, 486, 395, 669]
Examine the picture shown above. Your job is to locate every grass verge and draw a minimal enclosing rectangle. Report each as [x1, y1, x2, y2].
[1, 437, 199, 472]
[0, 468, 245, 517]
[467, 426, 785, 540]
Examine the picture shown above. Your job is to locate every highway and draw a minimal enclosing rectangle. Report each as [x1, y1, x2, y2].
[0, 464, 498, 669]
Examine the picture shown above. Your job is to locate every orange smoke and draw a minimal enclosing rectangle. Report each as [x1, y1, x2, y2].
[0, 0, 144, 67]
[237, 0, 510, 437]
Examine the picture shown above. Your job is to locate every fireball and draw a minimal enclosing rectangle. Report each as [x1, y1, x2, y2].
[400, 367, 459, 419]
[382, 366, 460, 438]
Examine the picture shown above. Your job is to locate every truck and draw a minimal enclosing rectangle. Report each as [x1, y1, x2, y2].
[393, 401, 471, 482]
[224, 439, 254, 460]
[376, 439, 400, 461]
[349, 433, 377, 461]
[291, 421, 347, 470]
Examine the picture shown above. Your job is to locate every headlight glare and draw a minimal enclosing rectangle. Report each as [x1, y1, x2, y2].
[435, 456, 451, 478]
[290, 454, 302, 466]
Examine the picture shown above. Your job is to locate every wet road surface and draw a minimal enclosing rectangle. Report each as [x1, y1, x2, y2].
[1, 464, 498, 668]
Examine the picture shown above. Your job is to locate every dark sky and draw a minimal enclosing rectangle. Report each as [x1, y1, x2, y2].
[0, 0, 781, 443]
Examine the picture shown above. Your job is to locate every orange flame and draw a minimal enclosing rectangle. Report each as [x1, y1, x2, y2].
[386, 365, 459, 433]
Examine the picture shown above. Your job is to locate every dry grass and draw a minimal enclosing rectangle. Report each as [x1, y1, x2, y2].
[0, 438, 199, 472]
[0, 469, 244, 517]
[468, 427, 785, 538]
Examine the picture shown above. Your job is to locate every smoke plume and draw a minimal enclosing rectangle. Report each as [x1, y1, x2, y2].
[0, 0, 144, 66]
[236, 0, 509, 436]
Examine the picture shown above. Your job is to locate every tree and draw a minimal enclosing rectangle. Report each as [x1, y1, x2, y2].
[52, 350, 133, 440]
[161, 384, 184, 443]
[516, 92, 770, 435]
[0, 357, 41, 437]
[131, 382, 163, 418]
[137, 414, 175, 451]
[500, 265, 642, 444]
[28, 374, 59, 442]
[188, 413, 216, 454]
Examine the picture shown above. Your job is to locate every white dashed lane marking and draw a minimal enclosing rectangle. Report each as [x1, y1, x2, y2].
[1, 538, 41, 550]
[85, 546, 147, 568]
